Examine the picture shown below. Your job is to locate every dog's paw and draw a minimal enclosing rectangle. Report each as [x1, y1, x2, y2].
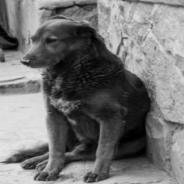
[21, 159, 37, 169]
[34, 170, 59, 181]
[83, 172, 109, 183]
[36, 160, 48, 171]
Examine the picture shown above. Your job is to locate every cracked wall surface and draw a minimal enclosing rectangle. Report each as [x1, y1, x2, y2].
[98, 0, 184, 183]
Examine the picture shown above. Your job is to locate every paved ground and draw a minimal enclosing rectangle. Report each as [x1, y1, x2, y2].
[0, 51, 178, 184]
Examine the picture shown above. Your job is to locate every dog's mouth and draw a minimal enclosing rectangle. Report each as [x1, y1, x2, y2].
[20, 58, 61, 68]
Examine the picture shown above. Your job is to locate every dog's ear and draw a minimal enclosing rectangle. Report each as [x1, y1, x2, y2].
[76, 22, 104, 42]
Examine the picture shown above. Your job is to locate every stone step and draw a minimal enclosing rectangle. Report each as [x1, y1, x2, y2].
[0, 51, 41, 95]
[0, 76, 41, 94]
[0, 93, 177, 184]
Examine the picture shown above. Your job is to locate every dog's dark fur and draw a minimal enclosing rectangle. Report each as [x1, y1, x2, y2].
[4, 16, 151, 182]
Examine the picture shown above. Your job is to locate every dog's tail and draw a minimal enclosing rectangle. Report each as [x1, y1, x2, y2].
[1, 143, 48, 163]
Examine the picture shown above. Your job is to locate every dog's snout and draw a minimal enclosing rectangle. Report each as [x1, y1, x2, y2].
[20, 54, 36, 66]
[20, 58, 30, 65]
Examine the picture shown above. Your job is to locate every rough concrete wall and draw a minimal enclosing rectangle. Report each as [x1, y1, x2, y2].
[56, 4, 98, 30]
[98, 0, 184, 183]
[39, 0, 97, 10]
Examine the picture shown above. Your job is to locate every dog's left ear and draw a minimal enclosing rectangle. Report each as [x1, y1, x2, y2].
[76, 22, 104, 42]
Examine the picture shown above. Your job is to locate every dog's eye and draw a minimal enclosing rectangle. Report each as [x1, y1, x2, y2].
[45, 37, 58, 44]
[31, 36, 37, 43]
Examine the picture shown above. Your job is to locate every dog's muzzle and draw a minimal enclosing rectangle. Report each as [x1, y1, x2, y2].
[20, 58, 30, 66]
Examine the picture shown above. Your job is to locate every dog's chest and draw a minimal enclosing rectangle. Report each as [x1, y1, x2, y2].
[50, 97, 81, 115]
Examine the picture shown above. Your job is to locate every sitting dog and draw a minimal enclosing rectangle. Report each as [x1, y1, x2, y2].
[4, 16, 150, 182]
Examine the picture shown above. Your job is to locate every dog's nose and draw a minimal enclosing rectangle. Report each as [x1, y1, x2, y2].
[20, 58, 30, 65]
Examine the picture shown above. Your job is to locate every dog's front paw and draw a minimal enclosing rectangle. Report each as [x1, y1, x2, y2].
[83, 172, 109, 183]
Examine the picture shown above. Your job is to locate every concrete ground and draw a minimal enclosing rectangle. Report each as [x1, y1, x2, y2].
[0, 51, 41, 94]
[0, 51, 177, 184]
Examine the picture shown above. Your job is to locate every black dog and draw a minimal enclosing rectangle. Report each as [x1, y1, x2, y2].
[4, 16, 150, 182]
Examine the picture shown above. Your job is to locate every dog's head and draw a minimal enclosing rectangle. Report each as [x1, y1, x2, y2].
[21, 16, 103, 68]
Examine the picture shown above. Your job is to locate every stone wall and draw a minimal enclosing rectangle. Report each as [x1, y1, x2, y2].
[98, 0, 184, 184]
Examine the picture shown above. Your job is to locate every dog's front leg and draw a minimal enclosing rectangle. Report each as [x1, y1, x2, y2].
[34, 99, 68, 181]
[84, 107, 126, 183]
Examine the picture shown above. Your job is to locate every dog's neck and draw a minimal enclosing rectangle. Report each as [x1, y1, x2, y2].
[42, 42, 124, 100]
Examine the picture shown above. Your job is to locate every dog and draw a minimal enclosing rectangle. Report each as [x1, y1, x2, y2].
[3, 16, 151, 182]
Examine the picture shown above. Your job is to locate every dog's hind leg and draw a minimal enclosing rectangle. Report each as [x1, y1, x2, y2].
[34, 137, 145, 173]
[36, 159, 48, 171]
[65, 151, 95, 164]
[21, 152, 49, 169]
[36, 153, 95, 172]
[65, 142, 96, 164]
[114, 136, 146, 160]
[36, 141, 97, 172]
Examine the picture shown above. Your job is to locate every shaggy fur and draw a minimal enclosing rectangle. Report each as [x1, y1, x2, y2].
[3, 16, 151, 183]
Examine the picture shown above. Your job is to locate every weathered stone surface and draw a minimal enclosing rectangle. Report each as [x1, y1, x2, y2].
[125, 0, 184, 7]
[170, 127, 184, 184]
[98, 0, 184, 183]
[56, 4, 98, 30]
[38, 0, 97, 10]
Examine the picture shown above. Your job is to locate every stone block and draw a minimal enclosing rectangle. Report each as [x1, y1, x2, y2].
[170, 128, 184, 184]
[56, 4, 98, 30]
[38, 0, 97, 10]
[146, 112, 177, 172]
[38, 0, 98, 30]
[0, 79, 41, 95]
